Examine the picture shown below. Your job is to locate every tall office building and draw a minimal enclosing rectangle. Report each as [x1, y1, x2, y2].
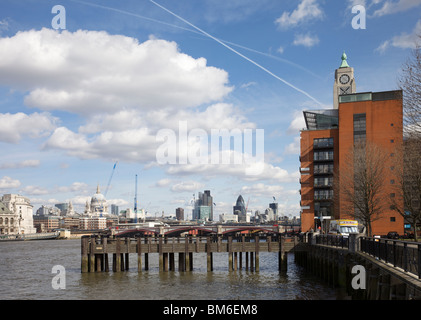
[300, 53, 404, 236]
[269, 202, 279, 221]
[192, 190, 213, 221]
[176, 207, 184, 221]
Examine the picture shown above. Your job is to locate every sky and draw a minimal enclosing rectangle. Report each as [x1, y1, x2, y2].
[0, 0, 420, 220]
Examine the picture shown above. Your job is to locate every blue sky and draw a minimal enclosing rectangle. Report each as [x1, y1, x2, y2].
[0, 0, 420, 219]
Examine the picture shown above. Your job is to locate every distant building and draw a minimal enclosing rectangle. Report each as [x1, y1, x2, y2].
[55, 203, 68, 214]
[111, 204, 119, 215]
[233, 195, 249, 222]
[220, 213, 238, 223]
[33, 216, 60, 232]
[79, 216, 107, 230]
[193, 190, 213, 221]
[176, 207, 184, 221]
[0, 194, 36, 235]
[269, 203, 279, 221]
[84, 185, 108, 216]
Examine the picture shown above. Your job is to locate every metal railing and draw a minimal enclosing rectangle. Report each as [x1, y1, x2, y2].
[360, 237, 421, 279]
[315, 234, 349, 249]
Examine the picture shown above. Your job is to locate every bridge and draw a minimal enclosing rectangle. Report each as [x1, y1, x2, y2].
[113, 224, 286, 238]
[296, 234, 421, 300]
[81, 232, 300, 274]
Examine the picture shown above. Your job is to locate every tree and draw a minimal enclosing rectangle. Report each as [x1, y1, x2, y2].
[394, 39, 421, 241]
[398, 44, 421, 136]
[390, 138, 421, 241]
[335, 141, 389, 237]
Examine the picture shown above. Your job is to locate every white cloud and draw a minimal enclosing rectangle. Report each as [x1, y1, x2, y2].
[0, 160, 40, 169]
[19, 185, 49, 196]
[0, 28, 232, 115]
[56, 182, 90, 194]
[44, 103, 255, 163]
[373, 0, 421, 17]
[171, 181, 204, 193]
[275, 0, 324, 29]
[284, 136, 301, 155]
[0, 112, 57, 143]
[155, 179, 173, 188]
[376, 19, 421, 52]
[0, 176, 21, 190]
[293, 33, 320, 47]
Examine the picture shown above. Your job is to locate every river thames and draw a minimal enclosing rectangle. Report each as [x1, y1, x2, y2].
[0, 239, 347, 300]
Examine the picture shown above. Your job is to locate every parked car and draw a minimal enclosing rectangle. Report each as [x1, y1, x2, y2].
[387, 231, 400, 239]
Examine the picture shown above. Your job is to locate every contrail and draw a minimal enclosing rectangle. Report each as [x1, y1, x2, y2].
[70, 0, 324, 103]
[149, 0, 324, 106]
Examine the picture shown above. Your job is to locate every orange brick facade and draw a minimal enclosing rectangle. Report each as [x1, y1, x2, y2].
[300, 91, 404, 236]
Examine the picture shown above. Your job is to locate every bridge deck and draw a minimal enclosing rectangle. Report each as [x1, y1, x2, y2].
[81, 235, 300, 273]
[86, 236, 297, 254]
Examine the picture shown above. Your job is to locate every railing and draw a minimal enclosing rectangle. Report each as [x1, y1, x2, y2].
[315, 234, 349, 249]
[360, 237, 421, 279]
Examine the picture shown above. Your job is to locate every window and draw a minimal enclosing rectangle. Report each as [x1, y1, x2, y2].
[390, 217, 396, 222]
[314, 151, 334, 161]
[390, 179, 395, 184]
[353, 113, 366, 143]
[314, 138, 334, 148]
[391, 139, 394, 143]
[314, 164, 334, 174]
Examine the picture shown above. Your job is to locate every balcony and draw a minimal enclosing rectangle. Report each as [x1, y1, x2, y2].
[313, 138, 334, 149]
[313, 151, 334, 162]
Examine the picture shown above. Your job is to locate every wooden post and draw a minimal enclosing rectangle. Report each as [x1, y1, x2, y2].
[228, 236, 233, 271]
[125, 238, 129, 271]
[115, 237, 121, 272]
[207, 236, 213, 272]
[81, 236, 89, 273]
[279, 236, 288, 273]
[159, 236, 163, 272]
[245, 252, 249, 271]
[169, 253, 175, 271]
[185, 236, 191, 272]
[250, 252, 254, 271]
[137, 237, 142, 272]
[103, 237, 109, 272]
[89, 236, 95, 272]
[179, 252, 185, 271]
[145, 237, 149, 270]
[255, 235, 259, 272]
[234, 252, 238, 271]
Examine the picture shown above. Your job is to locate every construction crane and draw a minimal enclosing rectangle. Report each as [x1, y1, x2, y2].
[104, 161, 118, 198]
[245, 197, 250, 214]
[99, 161, 117, 217]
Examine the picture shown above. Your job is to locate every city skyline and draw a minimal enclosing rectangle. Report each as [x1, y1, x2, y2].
[0, 0, 419, 219]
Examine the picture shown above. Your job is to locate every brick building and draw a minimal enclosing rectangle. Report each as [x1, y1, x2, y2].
[300, 53, 404, 236]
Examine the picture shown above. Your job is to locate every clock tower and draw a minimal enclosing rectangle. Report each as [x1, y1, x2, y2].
[333, 52, 356, 109]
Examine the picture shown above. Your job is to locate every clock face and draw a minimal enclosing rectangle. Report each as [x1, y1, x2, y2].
[339, 86, 351, 95]
[339, 74, 350, 85]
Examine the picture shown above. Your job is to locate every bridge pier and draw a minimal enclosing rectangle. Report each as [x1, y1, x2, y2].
[81, 234, 299, 274]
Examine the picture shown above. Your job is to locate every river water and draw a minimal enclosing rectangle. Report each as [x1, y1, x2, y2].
[0, 239, 346, 300]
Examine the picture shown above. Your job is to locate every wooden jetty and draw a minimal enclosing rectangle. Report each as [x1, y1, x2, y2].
[81, 235, 300, 273]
